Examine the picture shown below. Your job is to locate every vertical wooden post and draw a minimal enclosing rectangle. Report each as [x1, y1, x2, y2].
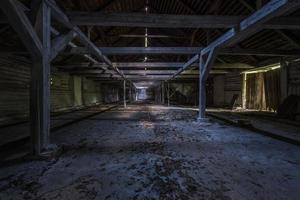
[135, 88, 138, 101]
[198, 54, 206, 120]
[280, 59, 288, 103]
[167, 82, 170, 107]
[242, 73, 247, 109]
[129, 85, 132, 103]
[198, 48, 217, 121]
[30, 1, 51, 155]
[161, 82, 165, 104]
[123, 80, 126, 108]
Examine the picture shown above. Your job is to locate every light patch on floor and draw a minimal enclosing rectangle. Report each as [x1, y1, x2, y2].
[0, 104, 299, 200]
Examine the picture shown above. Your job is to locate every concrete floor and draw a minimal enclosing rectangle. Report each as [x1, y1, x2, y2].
[0, 103, 299, 200]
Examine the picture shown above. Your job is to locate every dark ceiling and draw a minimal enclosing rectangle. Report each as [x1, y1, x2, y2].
[0, 0, 299, 68]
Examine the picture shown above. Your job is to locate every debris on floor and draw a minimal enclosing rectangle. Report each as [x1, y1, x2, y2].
[0, 104, 299, 200]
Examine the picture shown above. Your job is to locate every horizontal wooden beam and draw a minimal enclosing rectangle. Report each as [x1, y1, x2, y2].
[174, 0, 300, 80]
[201, 0, 300, 80]
[3, 11, 298, 29]
[44, 0, 127, 81]
[171, 55, 199, 78]
[71, 69, 229, 75]
[69, 47, 300, 56]
[65, 12, 300, 29]
[86, 71, 228, 80]
[203, 0, 300, 55]
[3, 1, 119, 79]
[221, 48, 300, 57]
[0, 0, 42, 58]
[71, 69, 178, 75]
[56, 62, 254, 69]
[70, 47, 203, 55]
[50, 29, 77, 61]
[3, 47, 300, 57]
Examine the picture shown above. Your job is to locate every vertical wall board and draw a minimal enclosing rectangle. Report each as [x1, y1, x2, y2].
[280, 61, 288, 103]
[0, 57, 30, 124]
[73, 75, 83, 107]
[213, 75, 225, 107]
[246, 73, 266, 110]
[0, 56, 108, 125]
[82, 78, 102, 105]
[168, 82, 198, 105]
[288, 61, 300, 118]
[288, 61, 300, 96]
[50, 72, 74, 111]
[224, 73, 242, 106]
[155, 86, 161, 103]
[101, 83, 120, 103]
[264, 69, 280, 111]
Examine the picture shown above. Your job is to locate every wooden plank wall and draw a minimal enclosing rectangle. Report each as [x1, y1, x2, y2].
[50, 71, 74, 111]
[0, 56, 115, 126]
[0, 56, 30, 124]
[168, 82, 198, 106]
[101, 84, 120, 103]
[82, 77, 102, 105]
[288, 61, 300, 96]
[224, 72, 242, 106]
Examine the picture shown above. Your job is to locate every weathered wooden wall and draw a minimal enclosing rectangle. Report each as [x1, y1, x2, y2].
[246, 73, 266, 110]
[288, 61, 300, 96]
[0, 56, 119, 126]
[168, 82, 198, 106]
[212, 73, 242, 107]
[213, 75, 225, 107]
[0, 56, 30, 124]
[224, 72, 242, 106]
[245, 68, 286, 111]
[50, 71, 74, 111]
[82, 77, 102, 106]
[101, 84, 120, 103]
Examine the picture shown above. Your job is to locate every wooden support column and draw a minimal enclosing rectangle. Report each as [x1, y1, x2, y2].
[50, 30, 76, 61]
[129, 85, 132, 102]
[242, 73, 247, 109]
[172, 0, 300, 80]
[123, 80, 127, 108]
[198, 54, 206, 119]
[167, 82, 170, 107]
[198, 49, 217, 120]
[280, 59, 288, 103]
[0, 0, 42, 58]
[135, 88, 138, 101]
[0, 0, 52, 155]
[31, 1, 51, 155]
[161, 82, 165, 104]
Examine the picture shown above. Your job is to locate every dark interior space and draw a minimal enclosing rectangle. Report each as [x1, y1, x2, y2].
[0, 0, 300, 199]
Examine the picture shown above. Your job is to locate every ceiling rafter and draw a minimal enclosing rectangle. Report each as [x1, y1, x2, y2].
[168, 0, 228, 64]
[239, 0, 300, 50]
[94, 0, 119, 11]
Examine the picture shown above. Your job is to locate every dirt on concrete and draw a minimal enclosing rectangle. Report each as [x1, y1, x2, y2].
[0, 104, 299, 200]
